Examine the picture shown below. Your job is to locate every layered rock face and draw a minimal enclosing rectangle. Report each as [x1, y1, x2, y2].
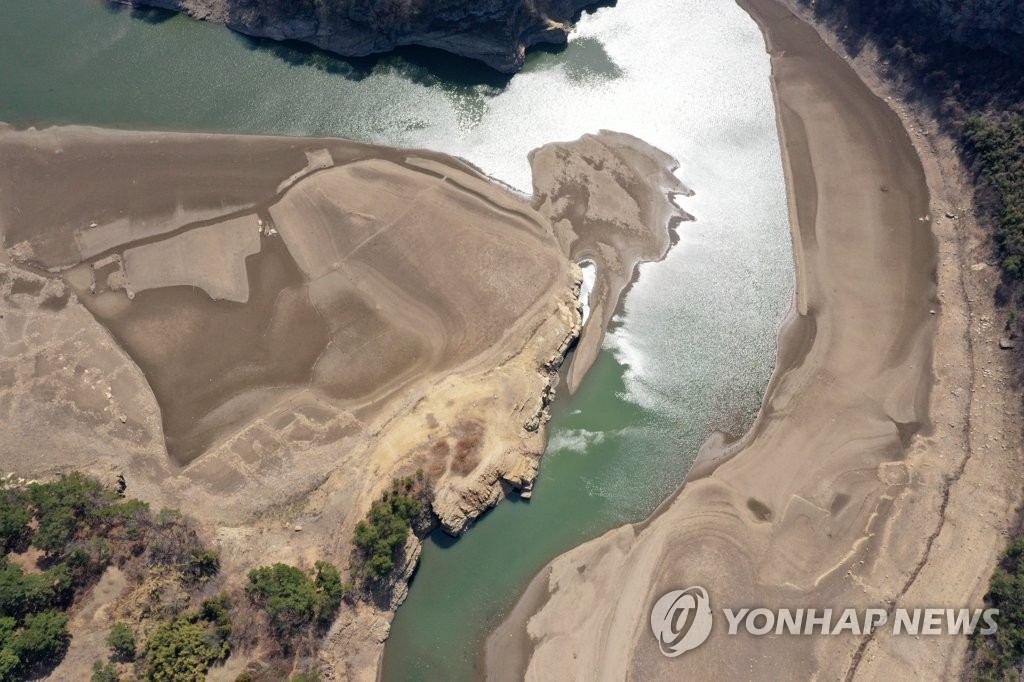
[125, 0, 601, 71]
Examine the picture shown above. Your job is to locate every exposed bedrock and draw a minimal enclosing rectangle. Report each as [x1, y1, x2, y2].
[121, 0, 606, 72]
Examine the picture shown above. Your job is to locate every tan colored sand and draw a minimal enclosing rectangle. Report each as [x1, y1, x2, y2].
[773, 1, 1024, 678]
[529, 131, 693, 393]
[486, 1, 1023, 679]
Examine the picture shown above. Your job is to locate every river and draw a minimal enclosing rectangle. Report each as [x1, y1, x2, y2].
[0, 0, 793, 679]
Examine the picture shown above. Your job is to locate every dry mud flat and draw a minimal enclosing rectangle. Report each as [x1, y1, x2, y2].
[0, 124, 684, 677]
[487, 0, 1023, 680]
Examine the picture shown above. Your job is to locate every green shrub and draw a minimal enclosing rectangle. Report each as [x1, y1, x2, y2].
[91, 659, 119, 682]
[291, 671, 321, 682]
[0, 561, 69, 619]
[965, 114, 1024, 280]
[311, 561, 348, 621]
[27, 473, 112, 557]
[971, 539, 1024, 678]
[142, 610, 229, 682]
[0, 649, 18, 680]
[200, 593, 233, 644]
[106, 622, 135, 661]
[0, 616, 19, 677]
[184, 550, 220, 584]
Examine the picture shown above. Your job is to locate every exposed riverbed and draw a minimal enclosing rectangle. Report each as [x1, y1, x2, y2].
[0, 0, 793, 679]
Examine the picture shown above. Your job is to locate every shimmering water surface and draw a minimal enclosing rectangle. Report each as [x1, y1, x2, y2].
[0, 0, 793, 679]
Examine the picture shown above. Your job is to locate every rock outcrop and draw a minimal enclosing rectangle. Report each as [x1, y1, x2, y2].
[430, 283, 582, 536]
[123, 0, 604, 72]
[380, 534, 422, 611]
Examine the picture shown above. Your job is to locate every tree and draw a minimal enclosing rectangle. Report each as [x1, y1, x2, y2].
[0, 502, 31, 554]
[351, 481, 426, 581]
[106, 622, 135, 661]
[27, 473, 112, 557]
[311, 561, 347, 623]
[9, 609, 69, 669]
[0, 648, 18, 681]
[184, 550, 220, 584]
[0, 561, 62, 620]
[247, 564, 318, 637]
[247, 562, 345, 638]
[0, 616, 19, 678]
[31, 508, 76, 556]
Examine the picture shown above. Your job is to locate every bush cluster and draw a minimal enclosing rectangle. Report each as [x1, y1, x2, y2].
[106, 622, 136, 661]
[964, 114, 1024, 279]
[247, 562, 347, 641]
[0, 471, 358, 679]
[0, 473, 226, 680]
[0, 473, 126, 678]
[970, 539, 1024, 679]
[0, 610, 69, 679]
[142, 594, 232, 682]
[352, 473, 428, 582]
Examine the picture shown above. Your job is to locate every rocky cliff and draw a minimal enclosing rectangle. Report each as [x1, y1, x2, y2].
[124, 0, 602, 71]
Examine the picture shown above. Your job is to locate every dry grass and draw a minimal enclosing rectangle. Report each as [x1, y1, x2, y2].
[451, 422, 484, 476]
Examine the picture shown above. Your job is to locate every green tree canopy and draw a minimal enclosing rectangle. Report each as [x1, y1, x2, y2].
[247, 562, 344, 638]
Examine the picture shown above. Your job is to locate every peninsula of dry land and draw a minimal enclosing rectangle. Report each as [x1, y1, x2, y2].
[0, 125, 684, 678]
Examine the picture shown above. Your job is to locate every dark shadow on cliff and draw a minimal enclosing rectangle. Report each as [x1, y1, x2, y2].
[105, 1, 177, 25]
[227, 0, 622, 90]
[233, 33, 515, 89]
[421, 491, 531, 550]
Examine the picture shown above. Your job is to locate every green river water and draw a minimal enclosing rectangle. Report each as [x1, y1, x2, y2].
[0, 0, 794, 679]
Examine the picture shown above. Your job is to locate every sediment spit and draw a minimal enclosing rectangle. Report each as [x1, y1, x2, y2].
[530, 131, 694, 393]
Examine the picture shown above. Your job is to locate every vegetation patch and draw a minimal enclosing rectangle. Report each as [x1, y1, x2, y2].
[0, 473, 234, 680]
[969, 538, 1024, 680]
[0, 468, 430, 680]
[0, 473, 140, 679]
[351, 472, 431, 583]
[964, 114, 1024, 280]
[142, 594, 231, 682]
[246, 562, 347, 641]
[106, 621, 136, 661]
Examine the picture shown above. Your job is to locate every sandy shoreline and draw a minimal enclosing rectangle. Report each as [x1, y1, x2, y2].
[485, 0, 1023, 679]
